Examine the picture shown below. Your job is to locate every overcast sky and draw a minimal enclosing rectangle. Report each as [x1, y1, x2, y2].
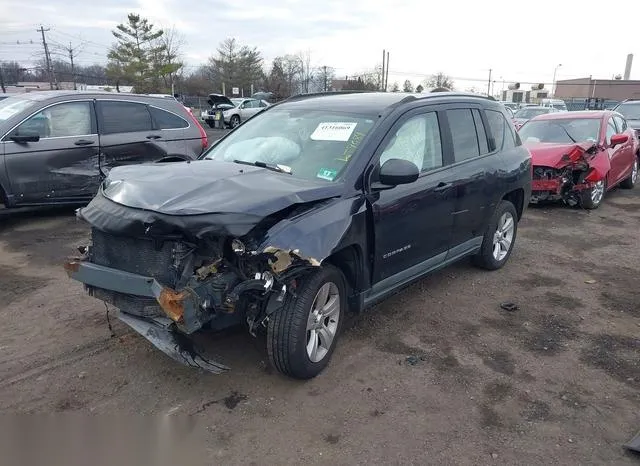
[2, 0, 640, 91]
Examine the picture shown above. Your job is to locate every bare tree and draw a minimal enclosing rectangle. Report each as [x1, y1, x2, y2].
[315, 65, 335, 92]
[297, 49, 314, 93]
[153, 26, 185, 93]
[415, 84, 424, 93]
[425, 72, 454, 90]
[402, 80, 414, 92]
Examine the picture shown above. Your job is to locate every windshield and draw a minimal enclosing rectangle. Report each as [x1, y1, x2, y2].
[202, 108, 376, 182]
[0, 96, 36, 123]
[519, 118, 601, 144]
[615, 102, 640, 120]
[514, 107, 551, 119]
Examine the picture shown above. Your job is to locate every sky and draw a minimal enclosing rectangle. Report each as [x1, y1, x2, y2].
[2, 0, 640, 93]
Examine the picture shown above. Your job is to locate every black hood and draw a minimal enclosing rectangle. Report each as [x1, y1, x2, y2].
[78, 160, 343, 239]
[207, 94, 234, 107]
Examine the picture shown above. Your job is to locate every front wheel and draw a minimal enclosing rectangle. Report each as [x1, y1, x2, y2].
[581, 179, 605, 209]
[620, 158, 638, 189]
[267, 266, 345, 379]
[229, 115, 241, 128]
[473, 200, 518, 270]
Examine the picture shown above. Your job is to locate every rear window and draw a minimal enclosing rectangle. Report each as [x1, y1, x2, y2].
[485, 110, 517, 151]
[98, 101, 153, 134]
[149, 106, 189, 129]
[447, 109, 481, 162]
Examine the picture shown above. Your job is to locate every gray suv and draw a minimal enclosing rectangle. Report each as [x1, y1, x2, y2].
[0, 91, 208, 209]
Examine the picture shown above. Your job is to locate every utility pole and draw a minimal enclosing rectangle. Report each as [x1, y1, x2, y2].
[0, 64, 6, 93]
[68, 42, 77, 90]
[381, 49, 385, 91]
[38, 26, 54, 90]
[323, 66, 328, 92]
[385, 51, 390, 92]
[487, 68, 492, 97]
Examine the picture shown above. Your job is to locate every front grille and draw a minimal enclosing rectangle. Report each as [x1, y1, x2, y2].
[90, 228, 178, 286]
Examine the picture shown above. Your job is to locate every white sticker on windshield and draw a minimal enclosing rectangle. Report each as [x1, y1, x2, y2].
[310, 122, 357, 142]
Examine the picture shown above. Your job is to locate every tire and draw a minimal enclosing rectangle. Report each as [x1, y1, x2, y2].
[230, 115, 241, 128]
[580, 179, 606, 209]
[472, 200, 518, 271]
[620, 157, 638, 189]
[206, 120, 215, 128]
[267, 265, 346, 379]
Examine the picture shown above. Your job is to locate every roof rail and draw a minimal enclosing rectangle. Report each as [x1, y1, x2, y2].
[282, 90, 375, 103]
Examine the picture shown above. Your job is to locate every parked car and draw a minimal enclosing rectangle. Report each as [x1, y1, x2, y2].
[612, 99, 640, 138]
[202, 93, 236, 128]
[65, 91, 532, 379]
[540, 98, 568, 112]
[0, 91, 208, 209]
[222, 98, 270, 128]
[512, 106, 559, 130]
[519, 110, 638, 208]
[500, 101, 519, 114]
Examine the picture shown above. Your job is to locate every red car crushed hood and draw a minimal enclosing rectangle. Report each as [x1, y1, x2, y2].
[527, 141, 610, 205]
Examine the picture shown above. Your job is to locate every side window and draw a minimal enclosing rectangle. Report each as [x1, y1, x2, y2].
[149, 106, 188, 130]
[472, 109, 489, 154]
[12, 101, 92, 139]
[485, 110, 517, 151]
[606, 118, 617, 145]
[98, 101, 153, 134]
[447, 109, 479, 161]
[614, 115, 627, 132]
[379, 112, 443, 173]
[246, 100, 260, 109]
[259, 100, 268, 108]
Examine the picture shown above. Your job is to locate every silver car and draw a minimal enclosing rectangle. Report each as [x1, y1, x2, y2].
[223, 98, 270, 128]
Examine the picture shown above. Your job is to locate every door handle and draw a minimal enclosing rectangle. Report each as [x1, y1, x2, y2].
[434, 182, 452, 192]
[146, 135, 162, 140]
[74, 139, 95, 146]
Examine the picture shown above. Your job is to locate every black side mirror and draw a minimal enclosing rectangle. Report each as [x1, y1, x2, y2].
[10, 131, 40, 143]
[375, 159, 420, 188]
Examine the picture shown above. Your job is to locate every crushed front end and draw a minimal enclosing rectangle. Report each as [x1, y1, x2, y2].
[530, 143, 608, 206]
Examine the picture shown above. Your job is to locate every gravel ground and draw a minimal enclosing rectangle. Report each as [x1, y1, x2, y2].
[0, 171, 639, 464]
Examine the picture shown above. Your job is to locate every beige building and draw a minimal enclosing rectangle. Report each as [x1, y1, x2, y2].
[554, 77, 640, 101]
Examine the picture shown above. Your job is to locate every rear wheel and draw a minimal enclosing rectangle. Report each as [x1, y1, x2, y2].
[473, 200, 518, 270]
[620, 158, 638, 189]
[581, 179, 605, 209]
[267, 265, 345, 379]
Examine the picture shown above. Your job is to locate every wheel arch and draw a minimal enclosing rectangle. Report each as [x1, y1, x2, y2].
[502, 188, 525, 220]
[323, 244, 366, 310]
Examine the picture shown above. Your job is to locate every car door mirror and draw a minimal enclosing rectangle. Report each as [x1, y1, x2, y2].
[610, 133, 628, 147]
[377, 159, 420, 187]
[10, 131, 40, 143]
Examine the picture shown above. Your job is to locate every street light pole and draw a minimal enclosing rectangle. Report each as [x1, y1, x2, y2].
[552, 63, 562, 97]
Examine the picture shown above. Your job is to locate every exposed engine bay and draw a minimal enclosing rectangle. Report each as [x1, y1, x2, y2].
[530, 142, 607, 206]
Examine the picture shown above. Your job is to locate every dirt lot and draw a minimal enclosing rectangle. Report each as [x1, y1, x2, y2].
[1, 180, 639, 464]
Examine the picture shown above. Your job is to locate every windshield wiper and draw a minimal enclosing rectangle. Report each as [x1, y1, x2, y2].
[557, 125, 577, 143]
[233, 159, 293, 175]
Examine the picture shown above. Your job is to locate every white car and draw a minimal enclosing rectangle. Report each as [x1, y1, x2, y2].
[223, 98, 270, 128]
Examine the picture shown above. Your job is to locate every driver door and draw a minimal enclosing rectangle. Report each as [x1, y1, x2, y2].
[2, 100, 99, 205]
[604, 116, 628, 184]
[368, 108, 457, 288]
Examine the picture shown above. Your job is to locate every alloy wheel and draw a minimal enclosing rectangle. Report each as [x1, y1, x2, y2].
[305, 282, 340, 363]
[492, 212, 515, 261]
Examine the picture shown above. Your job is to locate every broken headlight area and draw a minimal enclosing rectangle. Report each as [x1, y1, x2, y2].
[530, 144, 604, 206]
[72, 227, 317, 337]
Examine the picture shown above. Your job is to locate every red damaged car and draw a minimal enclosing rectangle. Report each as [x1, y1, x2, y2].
[518, 111, 639, 209]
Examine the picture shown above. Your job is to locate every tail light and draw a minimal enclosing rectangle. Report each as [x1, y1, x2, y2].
[185, 109, 208, 150]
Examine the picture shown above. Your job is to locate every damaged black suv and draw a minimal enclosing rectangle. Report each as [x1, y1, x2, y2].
[66, 91, 532, 379]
